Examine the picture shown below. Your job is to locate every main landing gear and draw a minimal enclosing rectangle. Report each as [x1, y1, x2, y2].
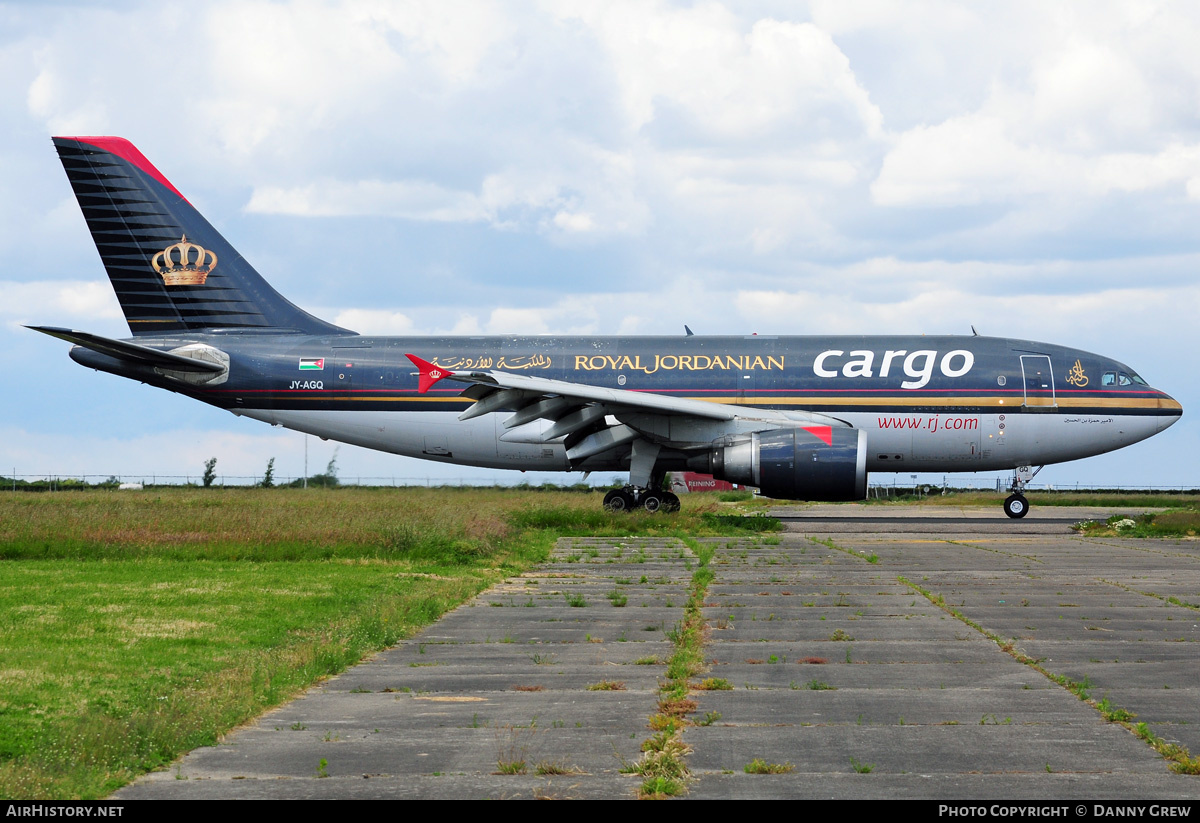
[1003, 465, 1042, 519]
[603, 440, 680, 513]
[603, 486, 681, 513]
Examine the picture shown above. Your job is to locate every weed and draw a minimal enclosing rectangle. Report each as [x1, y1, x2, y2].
[316, 758, 329, 778]
[511, 685, 545, 692]
[639, 776, 686, 798]
[647, 714, 680, 733]
[693, 677, 733, 691]
[658, 697, 699, 717]
[587, 680, 626, 691]
[805, 679, 835, 691]
[534, 760, 582, 775]
[801, 656, 828, 665]
[849, 756, 874, 774]
[606, 590, 628, 607]
[744, 759, 795, 774]
[1097, 696, 1137, 723]
[697, 711, 722, 727]
[634, 656, 662, 665]
[290, 722, 307, 731]
[623, 736, 691, 779]
[494, 723, 532, 775]
[564, 593, 587, 608]
[530, 653, 557, 665]
[829, 629, 854, 641]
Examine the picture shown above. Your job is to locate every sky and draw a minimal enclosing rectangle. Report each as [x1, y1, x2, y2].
[2, 0, 1198, 489]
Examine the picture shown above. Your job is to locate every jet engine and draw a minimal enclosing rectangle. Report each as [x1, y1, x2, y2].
[697, 427, 868, 501]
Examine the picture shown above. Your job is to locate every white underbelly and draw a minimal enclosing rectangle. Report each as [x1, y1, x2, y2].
[233, 409, 572, 471]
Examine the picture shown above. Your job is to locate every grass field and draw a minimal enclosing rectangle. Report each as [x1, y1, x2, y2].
[0, 486, 774, 799]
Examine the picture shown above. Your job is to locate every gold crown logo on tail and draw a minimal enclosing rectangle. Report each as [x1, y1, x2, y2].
[151, 235, 217, 286]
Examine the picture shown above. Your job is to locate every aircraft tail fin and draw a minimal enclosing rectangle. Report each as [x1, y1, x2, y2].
[52, 136, 352, 337]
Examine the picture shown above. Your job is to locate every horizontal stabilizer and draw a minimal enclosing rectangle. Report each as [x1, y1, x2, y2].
[26, 326, 225, 373]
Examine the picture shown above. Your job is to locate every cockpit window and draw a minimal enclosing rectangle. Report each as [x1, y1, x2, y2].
[1103, 370, 1148, 388]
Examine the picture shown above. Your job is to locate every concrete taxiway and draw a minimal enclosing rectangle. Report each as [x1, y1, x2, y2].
[117, 503, 1200, 799]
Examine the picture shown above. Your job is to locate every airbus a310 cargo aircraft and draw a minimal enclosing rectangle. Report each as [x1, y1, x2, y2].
[32, 137, 1183, 518]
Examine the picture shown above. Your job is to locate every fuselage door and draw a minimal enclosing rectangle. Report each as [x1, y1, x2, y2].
[738, 360, 756, 405]
[330, 341, 371, 391]
[1020, 355, 1055, 409]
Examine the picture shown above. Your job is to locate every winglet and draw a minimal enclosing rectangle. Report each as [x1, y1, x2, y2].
[802, 425, 834, 446]
[406, 353, 454, 393]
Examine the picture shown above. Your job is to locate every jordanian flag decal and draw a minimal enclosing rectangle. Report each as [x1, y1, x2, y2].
[299, 358, 325, 371]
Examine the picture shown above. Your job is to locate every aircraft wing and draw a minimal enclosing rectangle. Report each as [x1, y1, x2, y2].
[406, 354, 847, 464]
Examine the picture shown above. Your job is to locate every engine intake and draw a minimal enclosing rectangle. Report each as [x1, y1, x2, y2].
[700, 427, 868, 501]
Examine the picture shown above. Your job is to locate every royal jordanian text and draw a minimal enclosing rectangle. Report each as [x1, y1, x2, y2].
[573, 354, 786, 374]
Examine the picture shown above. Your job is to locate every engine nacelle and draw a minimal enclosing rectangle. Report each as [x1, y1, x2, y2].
[699, 427, 868, 501]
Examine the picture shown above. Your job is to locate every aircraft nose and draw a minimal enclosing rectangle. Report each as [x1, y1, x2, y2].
[1156, 391, 1183, 433]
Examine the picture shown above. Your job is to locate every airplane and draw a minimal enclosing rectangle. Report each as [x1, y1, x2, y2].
[31, 136, 1183, 519]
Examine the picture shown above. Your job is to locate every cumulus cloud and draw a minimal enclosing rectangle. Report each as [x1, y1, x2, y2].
[0, 280, 122, 327]
[552, 2, 882, 140]
[247, 179, 490, 222]
[869, 5, 1200, 212]
[330, 309, 415, 335]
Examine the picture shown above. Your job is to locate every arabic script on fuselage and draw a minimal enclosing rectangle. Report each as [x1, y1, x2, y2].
[429, 354, 552, 371]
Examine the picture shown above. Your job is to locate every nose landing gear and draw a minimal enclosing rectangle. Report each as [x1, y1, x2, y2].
[1004, 465, 1041, 519]
[1003, 493, 1028, 519]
